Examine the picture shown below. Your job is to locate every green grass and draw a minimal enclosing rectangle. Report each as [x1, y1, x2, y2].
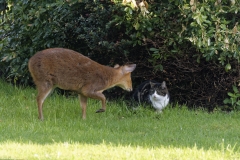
[0, 79, 240, 159]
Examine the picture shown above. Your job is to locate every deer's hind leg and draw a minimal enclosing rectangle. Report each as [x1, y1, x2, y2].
[36, 81, 53, 120]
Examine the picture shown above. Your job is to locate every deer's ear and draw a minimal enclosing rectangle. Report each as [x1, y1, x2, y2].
[122, 64, 136, 73]
[114, 64, 120, 68]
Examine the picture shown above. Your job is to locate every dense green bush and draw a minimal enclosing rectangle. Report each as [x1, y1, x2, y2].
[0, 0, 144, 83]
[0, 0, 239, 109]
[180, 0, 240, 71]
[1, 0, 71, 83]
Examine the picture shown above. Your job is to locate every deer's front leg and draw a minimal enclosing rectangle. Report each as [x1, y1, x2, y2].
[79, 94, 88, 119]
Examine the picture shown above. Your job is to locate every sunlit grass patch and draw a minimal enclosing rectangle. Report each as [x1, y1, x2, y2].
[0, 141, 239, 160]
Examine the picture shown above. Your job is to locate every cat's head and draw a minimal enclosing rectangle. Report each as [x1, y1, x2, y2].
[149, 81, 168, 97]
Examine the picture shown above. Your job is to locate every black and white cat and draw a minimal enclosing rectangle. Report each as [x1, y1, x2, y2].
[133, 80, 170, 112]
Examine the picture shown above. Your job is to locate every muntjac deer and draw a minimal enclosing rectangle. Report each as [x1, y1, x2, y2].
[28, 48, 136, 120]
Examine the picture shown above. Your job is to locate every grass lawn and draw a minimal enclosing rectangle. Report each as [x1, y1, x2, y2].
[0, 79, 240, 159]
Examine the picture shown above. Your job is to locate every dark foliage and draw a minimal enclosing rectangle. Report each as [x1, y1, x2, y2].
[1, 0, 240, 110]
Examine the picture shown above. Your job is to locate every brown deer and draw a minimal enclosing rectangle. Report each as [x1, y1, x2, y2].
[28, 48, 136, 120]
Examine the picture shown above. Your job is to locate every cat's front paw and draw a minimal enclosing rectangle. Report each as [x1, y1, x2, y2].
[155, 110, 163, 114]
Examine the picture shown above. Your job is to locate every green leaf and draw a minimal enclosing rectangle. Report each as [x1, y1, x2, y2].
[232, 85, 239, 93]
[227, 92, 235, 97]
[225, 63, 231, 72]
[0, 43, 3, 51]
[134, 22, 140, 30]
[236, 100, 240, 106]
[236, 94, 240, 97]
[171, 50, 178, 53]
[223, 98, 231, 104]
[150, 48, 159, 52]
[231, 98, 237, 105]
[154, 64, 163, 71]
[147, 27, 152, 31]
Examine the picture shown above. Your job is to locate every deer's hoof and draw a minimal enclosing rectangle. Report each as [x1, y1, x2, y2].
[96, 109, 105, 113]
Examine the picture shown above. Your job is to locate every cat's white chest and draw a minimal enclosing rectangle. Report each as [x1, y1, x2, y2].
[149, 91, 169, 111]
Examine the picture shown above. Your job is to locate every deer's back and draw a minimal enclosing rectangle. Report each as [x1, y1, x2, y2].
[28, 48, 114, 91]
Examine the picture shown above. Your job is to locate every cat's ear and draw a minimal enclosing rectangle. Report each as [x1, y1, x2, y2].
[161, 81, 167, 89]
[150, 81, 155, 87]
